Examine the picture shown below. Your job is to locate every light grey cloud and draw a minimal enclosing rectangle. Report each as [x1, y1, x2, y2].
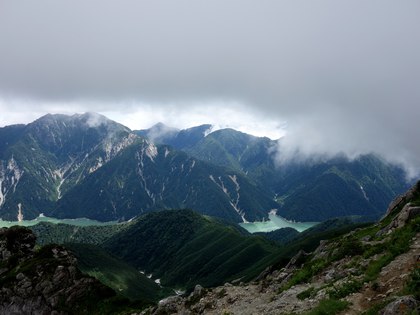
[0, 1, 419, 177]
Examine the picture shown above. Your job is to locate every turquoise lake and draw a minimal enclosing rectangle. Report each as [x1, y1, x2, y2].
[239, 213, 318, 233]
[0, 212, 319, 234]
[0, 214, 117, 228]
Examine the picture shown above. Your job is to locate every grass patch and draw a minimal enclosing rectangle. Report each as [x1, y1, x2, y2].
[327, 278, 363, 299]
[362, 242, 387, 259]
[304, 299, 349, 315]
[297, 286, 316, 300]
[353, 224, 380, 241]
[279, 258, 328, 293]
[330, 236, 364, 261]
[361, 300, 391, 315]
[364, 217, 419, 282]
[66, 243, 166, 302]
[364, 254, 392, 282]
[402, 267, 420, 299]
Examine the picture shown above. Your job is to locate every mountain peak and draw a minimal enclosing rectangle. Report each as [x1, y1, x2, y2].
[32, 112, 130, 134]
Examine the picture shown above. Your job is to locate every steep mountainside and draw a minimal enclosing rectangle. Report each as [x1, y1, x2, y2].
[0, 113, 136, 220]
[51, 139, 276, 222]
[104, 209, 281, 290]
[65, 243, 167, 302]
[186, 128, 276, 176]
[0, 114, 277, 222]
[140, 124, 408, 221]
[145, 182, 420, 315]
[275, 154, 408, 221]
[29, 209, 287, 292]
[0, 114, 409, 222]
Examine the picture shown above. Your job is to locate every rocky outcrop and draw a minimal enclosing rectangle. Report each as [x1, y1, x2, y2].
[378, 203, 420, 236]
[0, 226, 115, 315]
[377, 181, 420, 236]
[380, 296, 418, 315]
[382, 181, 420, 219]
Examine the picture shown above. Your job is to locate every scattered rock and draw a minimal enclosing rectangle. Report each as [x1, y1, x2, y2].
[286, 250, 308, 270]
[156, 296, 182, 314]
[380, 296, 418, 315]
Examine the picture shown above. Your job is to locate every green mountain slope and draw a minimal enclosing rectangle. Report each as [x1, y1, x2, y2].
[136, 123, 212, 149]
[140, 125, 408, 221]
[1, 114, 409, 223]
[186, 128, 276, 175]
[275, 154, 408, 221]
[104, 209, 281, 290]
[65, 243, 166, 302]
[148, 185, 420, 315]
[0, 113, 136, 220]
[31, 221, 131, 245]
[52, 140, 276, 222]
[1, 114, 277, 223]
[28, 209, 366, 300]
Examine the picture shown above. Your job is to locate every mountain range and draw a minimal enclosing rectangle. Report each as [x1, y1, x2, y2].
[0, 113, 410, 223]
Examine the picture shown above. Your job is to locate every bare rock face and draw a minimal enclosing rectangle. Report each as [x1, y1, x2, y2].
[0, 226, 115, 315]
[380, 296, 418, 315]
[378, 203, 420, 236]
[154, 295, 184, 315]
[377, 181, 420, 236]
[382, 181, 420, 219]
[384, 182, 420, 218]
[285, 250, 308, 270]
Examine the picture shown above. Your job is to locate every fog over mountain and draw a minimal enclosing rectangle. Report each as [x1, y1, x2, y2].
[0, 1, 419, 177]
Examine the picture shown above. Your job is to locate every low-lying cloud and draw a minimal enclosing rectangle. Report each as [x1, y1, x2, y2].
[0, 0, 419, 177]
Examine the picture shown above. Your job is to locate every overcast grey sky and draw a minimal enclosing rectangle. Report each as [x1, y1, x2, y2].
[0, 1, 419, 177]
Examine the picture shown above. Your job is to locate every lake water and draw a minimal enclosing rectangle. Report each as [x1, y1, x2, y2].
[239, 213, 318, 233]
[0, 214, 117, 228]
[0, 212, 318, 234]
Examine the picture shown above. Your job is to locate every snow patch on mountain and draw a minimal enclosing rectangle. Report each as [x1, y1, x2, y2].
[209, 174, 248, 222]
[53, 159, 79, 199]
[0, 179, 4, 207]
[135, 146, 156, 204]
[360, 185, 369, 201]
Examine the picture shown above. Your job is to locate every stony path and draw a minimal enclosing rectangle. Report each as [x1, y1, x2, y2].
[202, 283, 317, 315]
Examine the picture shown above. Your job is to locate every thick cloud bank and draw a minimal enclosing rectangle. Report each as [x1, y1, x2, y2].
[0, 1, 419, 177]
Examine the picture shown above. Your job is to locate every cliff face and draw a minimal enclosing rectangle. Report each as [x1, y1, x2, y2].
[141, 182, 420, 315]
[0, 226, 115, 315]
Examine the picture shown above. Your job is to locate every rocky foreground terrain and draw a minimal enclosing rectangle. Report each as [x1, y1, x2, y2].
[142, 182, 420, 315]
[0, 226, 116, 314]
